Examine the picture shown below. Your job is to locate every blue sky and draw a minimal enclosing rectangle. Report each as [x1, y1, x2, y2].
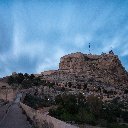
[0, 0, 128, 77]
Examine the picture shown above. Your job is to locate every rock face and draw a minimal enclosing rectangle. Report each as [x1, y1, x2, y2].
[42, 52, 128, 87]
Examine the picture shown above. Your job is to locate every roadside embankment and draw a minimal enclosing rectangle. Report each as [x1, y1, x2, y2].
[20, 102, 78, 128]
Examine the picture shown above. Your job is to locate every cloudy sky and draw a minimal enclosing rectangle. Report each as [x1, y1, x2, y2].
[0, 0, 128, 77]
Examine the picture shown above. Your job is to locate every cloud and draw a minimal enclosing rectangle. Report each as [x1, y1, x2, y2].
[0, 4, 13, 54]
[120, 44, 128, 56]
[12, 21, 46, 59]
[36, 47, 66, 73]
[0, 0, 128, 77]
[102, 37, 121, 52]
[74, 34, 91, 48]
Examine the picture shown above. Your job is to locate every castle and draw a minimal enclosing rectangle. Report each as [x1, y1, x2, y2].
[40, 51, 128, 88]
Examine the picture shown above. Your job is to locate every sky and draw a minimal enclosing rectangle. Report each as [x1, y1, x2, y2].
[0, 0, 128, 77]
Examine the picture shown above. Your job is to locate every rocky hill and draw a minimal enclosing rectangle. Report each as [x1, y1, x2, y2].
[42, 51, 128, 88]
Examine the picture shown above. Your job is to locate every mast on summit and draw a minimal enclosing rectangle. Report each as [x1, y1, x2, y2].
[89, 43, 91, 54]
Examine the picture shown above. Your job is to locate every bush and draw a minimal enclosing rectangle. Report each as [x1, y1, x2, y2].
[23, 94, 53, 109]
[49, 94, 128, 127]
[77, 109, 96, 125]
[107, 123, 128, 128]
[49, 94, 97, 125]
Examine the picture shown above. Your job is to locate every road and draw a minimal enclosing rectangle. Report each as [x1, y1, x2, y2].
[0, 102, 12, 121]
[0, 93, 32, 128]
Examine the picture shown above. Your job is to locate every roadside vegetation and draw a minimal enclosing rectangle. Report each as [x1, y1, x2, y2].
[49, 94, 128, 128]
[23, 94, 54, 109]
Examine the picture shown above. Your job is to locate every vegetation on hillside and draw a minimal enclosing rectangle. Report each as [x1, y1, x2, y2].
[7, 73, 128, 128]
[23, 94, 54, 109]
[7, 73, 43, 89]
[49, 94, 128, 128]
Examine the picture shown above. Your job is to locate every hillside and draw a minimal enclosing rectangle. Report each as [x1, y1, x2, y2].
[42, 51, 128, 88]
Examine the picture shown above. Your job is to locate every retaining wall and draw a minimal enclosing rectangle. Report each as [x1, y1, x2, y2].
[0, 88, 16, 101]
[20, 102, 78, 128]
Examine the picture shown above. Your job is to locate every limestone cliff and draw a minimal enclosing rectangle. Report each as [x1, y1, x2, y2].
[58, 52, 128, 87]
[42, 52, 128, 88]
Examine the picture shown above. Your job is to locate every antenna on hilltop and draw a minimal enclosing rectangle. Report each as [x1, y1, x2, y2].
[89, 43, 91, 54]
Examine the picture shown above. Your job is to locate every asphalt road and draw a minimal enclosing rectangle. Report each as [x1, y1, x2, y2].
[0, 93, 32, 128]
[0, 103, 32, 128]
[0, 103, 11, 121]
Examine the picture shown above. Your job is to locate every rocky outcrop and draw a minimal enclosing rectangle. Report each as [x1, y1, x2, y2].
[42, 52, 128, 87]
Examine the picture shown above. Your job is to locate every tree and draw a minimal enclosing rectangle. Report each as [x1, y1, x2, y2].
[68, 82, 72, 88]
[7, 76, 14, 86]
[55, 94, 63, 105]
[62, 94, 78, 114]
[24, 73, 29, 78]
[22, 79, 32, 89]
[47, 82, 54, 89]
[83, 84, 87, 90]
[16, 73, 24, 86]
[30, 74, 35, 80]
[87, 95, 102, 118]
[77, 93, 86, 107]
